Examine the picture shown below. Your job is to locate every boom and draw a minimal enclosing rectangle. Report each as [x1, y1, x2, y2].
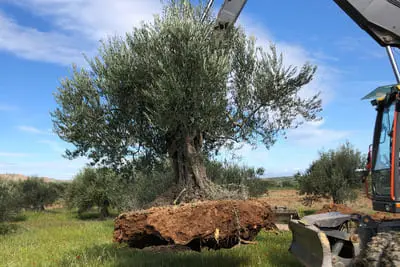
[334, 0, 400, 48]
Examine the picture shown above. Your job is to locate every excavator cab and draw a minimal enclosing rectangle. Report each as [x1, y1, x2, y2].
[364, 84, 400, 212]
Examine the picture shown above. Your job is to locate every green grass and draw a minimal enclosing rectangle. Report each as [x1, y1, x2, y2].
[0, 209, 302, 267]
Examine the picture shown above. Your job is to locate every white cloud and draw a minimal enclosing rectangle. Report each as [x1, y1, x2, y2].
[15, 0, 162, 41]
[18, 125, 48, 134]
[0, 12, 86, 65]
[216, 119, 351, 177]
[335, 36, 386, 59]
[0, 0, 162, 65]
[38, 139, 65, 153]
[0, 152, 31, 157]
[285, 119, 351, 147]
[311, 51, 339, 62]
[0, 157, 89, 180]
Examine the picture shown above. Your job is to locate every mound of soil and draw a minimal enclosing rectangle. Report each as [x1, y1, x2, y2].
[114, 199, 275, 251]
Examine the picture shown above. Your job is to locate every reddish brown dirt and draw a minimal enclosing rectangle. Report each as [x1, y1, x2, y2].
[370, 211, 400, 221]
[114, 199, 275, 251]
[316, 203, 400, 221]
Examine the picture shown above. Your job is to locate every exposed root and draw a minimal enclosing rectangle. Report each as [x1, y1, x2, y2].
[148, 180, 249, 208]
[239, 239, 257, 245]
[173, 188, 187, 205]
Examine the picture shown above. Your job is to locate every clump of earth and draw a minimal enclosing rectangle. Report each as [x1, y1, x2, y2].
[114, 198, 275, 251]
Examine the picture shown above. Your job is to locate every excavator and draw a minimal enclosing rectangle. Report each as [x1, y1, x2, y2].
[212, 0, 400, 266]
[288, 1, 400, 266]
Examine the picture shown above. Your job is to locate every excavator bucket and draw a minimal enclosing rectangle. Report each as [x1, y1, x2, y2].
[289, 220, 333, 267]
[288, 212, 359, 267]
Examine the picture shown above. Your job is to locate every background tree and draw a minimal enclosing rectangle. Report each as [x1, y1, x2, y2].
[206, 160, 269, 197]
[296, 142, 365, 204]
[0, 180, 21, 222]
[66, 167, 134, 218]
[20, 177, 60, 211]
[52, 0, 321, 196]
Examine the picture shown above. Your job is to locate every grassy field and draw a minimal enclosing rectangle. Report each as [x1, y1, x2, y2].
[0, 209, 302, 267]
[0, 188, 374, 267]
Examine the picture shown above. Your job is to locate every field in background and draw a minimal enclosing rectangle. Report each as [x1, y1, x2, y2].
[263, 189, 373, 215]
[1, 208, 301, 267]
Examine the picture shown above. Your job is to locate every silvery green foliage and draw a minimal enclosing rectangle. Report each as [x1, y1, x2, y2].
[52, 0, 321, 173]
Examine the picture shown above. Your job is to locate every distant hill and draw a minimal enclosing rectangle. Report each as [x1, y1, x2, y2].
[0, 174, 68, 183]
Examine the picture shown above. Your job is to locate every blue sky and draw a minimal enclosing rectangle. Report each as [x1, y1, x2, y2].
[0, 0, 398, 179]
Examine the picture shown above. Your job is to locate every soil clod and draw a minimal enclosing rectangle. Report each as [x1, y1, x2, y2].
[114, 199, 275, 251]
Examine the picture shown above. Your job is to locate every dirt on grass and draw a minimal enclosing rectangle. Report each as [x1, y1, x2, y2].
[114, 198, 275, 251]
[262, 189, 375, 215]
[316, 203, 400, 221]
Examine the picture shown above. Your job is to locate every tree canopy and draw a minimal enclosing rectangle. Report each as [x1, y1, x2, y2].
[51, 0, 321, 190]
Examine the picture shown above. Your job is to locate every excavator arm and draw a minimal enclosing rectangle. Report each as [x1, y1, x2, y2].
[334, 0, 400, 48]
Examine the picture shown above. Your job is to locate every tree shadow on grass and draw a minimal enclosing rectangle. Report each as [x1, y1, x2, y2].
[9, 213, 27, 222]
[0, 223, 23, 235]
[60, 243, 251, 267]
[265, 245, 303, 267]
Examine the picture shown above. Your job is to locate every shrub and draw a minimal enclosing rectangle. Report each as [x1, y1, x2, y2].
[66, 168, 137, 218]
[296, 142, 365, 204]
[0, 180, 21, 222]
[206, 160, 268, 197]
[19, 177, 60, 211]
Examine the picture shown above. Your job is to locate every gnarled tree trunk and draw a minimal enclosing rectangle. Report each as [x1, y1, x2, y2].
[167, 131, 208, 190]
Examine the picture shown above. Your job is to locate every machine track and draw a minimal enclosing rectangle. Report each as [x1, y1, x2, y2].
[352, 232, 400, 267]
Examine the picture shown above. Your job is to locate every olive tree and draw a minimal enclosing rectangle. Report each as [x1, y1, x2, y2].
[0, 180, 21, 222]
[296, 142, 365, 204]
[20, 177, 61, 211]
[66, 167, 132, 218]
[51, 0, 321, 195]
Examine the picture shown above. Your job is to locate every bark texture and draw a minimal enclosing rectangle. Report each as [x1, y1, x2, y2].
[167, 132, 208, 189]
